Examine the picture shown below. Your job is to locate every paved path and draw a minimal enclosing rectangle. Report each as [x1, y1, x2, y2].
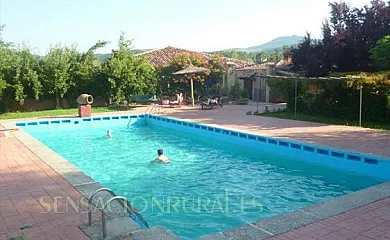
[266, 197, 390, 240]
[161, 105, 390, 158]
[0, 135, 96, 240]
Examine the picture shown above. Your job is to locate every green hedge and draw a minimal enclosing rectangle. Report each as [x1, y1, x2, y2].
[267, 78, 390, 123]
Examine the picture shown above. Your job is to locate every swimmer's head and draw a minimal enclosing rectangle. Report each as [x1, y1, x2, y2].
[157, 149, 163, 156]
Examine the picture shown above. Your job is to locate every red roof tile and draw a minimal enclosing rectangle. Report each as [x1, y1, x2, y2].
[137, 46, 252, 69]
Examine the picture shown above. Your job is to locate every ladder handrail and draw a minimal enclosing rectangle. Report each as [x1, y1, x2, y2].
[146, 104, 156, 114]
[101, 196, 149, 238]
[87, 188, 149, 238]
[87, 188, 116, 225]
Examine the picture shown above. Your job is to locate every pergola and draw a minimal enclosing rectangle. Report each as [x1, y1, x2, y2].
[259, 74, 364, 126]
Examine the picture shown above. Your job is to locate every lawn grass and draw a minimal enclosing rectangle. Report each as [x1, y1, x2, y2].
[0, 106, 137, 120]
[258, 111, 390, 131]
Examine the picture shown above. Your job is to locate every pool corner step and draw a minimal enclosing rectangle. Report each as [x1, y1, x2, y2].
[80, 216, 140, 240]
[130, 226, 180, 240]
[80, 219, 179, 240]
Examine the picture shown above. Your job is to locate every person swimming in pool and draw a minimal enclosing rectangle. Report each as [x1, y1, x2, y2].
[107, 130, 113, 138]
[153, 149, 170, 164]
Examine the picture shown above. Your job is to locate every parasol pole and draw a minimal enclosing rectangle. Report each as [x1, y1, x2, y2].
[188, 58, 195, 107]
[191, 79, 195, 107]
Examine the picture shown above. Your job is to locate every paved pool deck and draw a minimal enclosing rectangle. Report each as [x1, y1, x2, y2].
[160, 105, 390, 159]
[0, 129, 94, 240]
[1, 104, 390, 240]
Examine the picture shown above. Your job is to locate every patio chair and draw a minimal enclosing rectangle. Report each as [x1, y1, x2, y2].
[168, 94, 182, 108]
[200, 96, 223, 110]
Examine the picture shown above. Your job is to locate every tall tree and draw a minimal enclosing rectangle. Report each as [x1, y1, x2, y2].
[0, 43, 42, 112]
[67, 40, 109, 102]
[291, 33, 327, 77]
[370, 35, 390, 70]
[104, 33, 157, 104]
[292, 0, 390, 76]
[43, 45, 79, 108]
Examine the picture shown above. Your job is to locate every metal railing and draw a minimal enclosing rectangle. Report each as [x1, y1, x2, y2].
[127, 115, 141, 127]
[87, 188, 149, 238]
[88, 188, 116, 225]
[145, 103, 159, 115]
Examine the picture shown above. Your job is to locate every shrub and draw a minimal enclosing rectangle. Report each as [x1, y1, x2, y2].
[220, 86, 230, 96]
[241, 88, 249, 99]
[230, 81, 242, 100]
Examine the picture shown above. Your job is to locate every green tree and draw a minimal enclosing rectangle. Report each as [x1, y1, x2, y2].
[159, 53, 225, 98]
[104, 33, 157, 104]
[370, 35, 390, 70]
[43, 44, 79, 108]
[255, 52, 263, 63]
[66, 40, 109, 104]
[0, 43, 42, 112]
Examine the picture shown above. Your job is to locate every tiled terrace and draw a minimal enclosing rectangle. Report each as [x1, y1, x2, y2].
[1, 104, 390, 240]
[0, 135, 94, 240]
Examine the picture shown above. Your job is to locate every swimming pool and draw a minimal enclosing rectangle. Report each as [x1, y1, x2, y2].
[18, 115, 389, 239]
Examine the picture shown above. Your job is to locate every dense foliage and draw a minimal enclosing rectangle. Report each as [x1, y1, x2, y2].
[158, 53, 225, 99]
[0, 32, 157, 112]
[103, 34, 157, 104]
[278, 0, 390, 124]
[212, 49, 287, 63]
[291, 0, 390, 76]
[370, 35, 390, 70]
[268, 76, 390, 123]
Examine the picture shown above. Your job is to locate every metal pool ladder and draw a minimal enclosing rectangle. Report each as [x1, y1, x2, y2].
[127, 104, 159, 127]
[87, 188, 149, 238]
[145, 103, 160, 115]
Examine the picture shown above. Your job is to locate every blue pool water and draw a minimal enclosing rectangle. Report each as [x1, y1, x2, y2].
[20, 117, 383, 239]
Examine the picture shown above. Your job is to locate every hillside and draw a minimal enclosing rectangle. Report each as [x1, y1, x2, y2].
[95, 49, 149, 62]
[222, 35, 304, 52]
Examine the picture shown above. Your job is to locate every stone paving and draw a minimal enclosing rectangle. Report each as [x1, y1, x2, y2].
[265, 197, 390, 240]
[0, 134, 96, 240]
[1, 104, 390, 240]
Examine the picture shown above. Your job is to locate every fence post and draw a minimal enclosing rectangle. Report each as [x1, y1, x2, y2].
[294, 78, 298, 117]
[359, 86, 363, 127]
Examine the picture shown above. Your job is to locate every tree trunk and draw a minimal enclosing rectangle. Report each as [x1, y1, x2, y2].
[55, 90, 60, 109]
[2, 90, 11, 113]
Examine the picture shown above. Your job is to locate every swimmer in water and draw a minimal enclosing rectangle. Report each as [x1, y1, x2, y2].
[153, 149, 170, 164]
[107, 130, 113, 138]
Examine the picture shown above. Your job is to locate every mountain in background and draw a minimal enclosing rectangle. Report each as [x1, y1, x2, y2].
[222, 35, 304, 52]
[95, 36, 304, 62]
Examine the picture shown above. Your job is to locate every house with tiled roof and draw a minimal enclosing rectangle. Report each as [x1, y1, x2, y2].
[136, 46, 254, 89]
[234, 51, 294, 102]
[136, 46, 252, 69]
[136, 46, 209, 68]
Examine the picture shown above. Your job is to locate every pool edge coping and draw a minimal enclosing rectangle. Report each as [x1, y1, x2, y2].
[1, 117, 179, 240]
[3, 114, 390, 240]
[155, 114, 390, 161]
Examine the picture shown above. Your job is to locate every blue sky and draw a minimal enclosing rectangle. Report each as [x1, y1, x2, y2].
[1, 0, 369, 54]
